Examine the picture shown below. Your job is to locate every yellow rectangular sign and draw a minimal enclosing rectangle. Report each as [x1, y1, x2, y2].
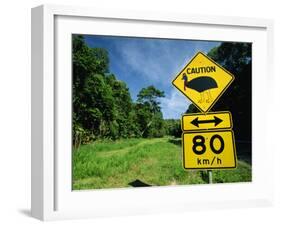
[182, 130, 237, 169]
[182, 111, 232, 131]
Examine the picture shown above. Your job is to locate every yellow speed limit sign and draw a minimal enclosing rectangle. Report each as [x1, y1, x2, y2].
[182, 130, 237, 169]
[181, 111, 237, 169]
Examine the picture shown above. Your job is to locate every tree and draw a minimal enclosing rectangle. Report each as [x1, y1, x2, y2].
[72, 35, 169, 144]
[207, 43, 251, 74]
[136, 86, 165, 137]
[207, 43, 252, 141]
[106, 74, 134, 138]
[164, 119, 181, 138]
[186, 103, 199, 114]
[185, 43, 252, 141]
[137, 86, 165, 113]
[72, 35, 112, 145]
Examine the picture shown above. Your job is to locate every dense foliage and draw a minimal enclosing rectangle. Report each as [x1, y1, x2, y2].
[72, 35, 180, 147]
[187, 43, 252, 141]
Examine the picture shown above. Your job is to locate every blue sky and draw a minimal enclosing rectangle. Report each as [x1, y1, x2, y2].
[83, 35, 220, 119]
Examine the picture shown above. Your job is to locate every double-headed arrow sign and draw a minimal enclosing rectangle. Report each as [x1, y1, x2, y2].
[182, 111, 232, 131]
[191, 116, 223, 127]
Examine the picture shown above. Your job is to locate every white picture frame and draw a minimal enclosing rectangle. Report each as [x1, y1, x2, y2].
[31, 4, 274, 221]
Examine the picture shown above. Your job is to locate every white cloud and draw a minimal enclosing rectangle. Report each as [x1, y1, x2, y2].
[161, 89, 191, 119]
[115, 39, 193, 85]
[109, 38, 220, 118]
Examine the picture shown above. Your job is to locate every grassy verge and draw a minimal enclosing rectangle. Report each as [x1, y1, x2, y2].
[73, 137, 251, 190]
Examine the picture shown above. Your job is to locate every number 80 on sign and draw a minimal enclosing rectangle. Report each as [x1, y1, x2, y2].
[182, 130, 237, 169]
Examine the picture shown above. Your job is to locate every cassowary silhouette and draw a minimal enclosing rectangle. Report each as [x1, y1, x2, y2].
[182, 73, 218, 103]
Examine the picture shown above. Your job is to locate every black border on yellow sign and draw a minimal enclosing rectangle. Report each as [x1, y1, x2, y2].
[181, 111, 233, 132]
[182, 130, 237, 170]
[172, 52, 235, 113]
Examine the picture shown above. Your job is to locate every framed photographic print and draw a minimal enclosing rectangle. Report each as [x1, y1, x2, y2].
[31, 4, 274, 221]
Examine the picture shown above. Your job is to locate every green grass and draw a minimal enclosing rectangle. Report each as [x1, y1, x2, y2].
[73, 137, 251, 190]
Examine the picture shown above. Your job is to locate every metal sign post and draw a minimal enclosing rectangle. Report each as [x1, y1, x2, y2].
[208, 170, 213, 184]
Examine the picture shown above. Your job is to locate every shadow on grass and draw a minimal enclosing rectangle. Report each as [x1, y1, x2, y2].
[128, 179, 152, 187]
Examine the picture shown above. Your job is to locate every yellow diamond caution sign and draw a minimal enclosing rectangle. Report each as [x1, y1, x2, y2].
[172, 52, 234, 113]
[182, 130, 237, 169]
[182, 111, 232, 131]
